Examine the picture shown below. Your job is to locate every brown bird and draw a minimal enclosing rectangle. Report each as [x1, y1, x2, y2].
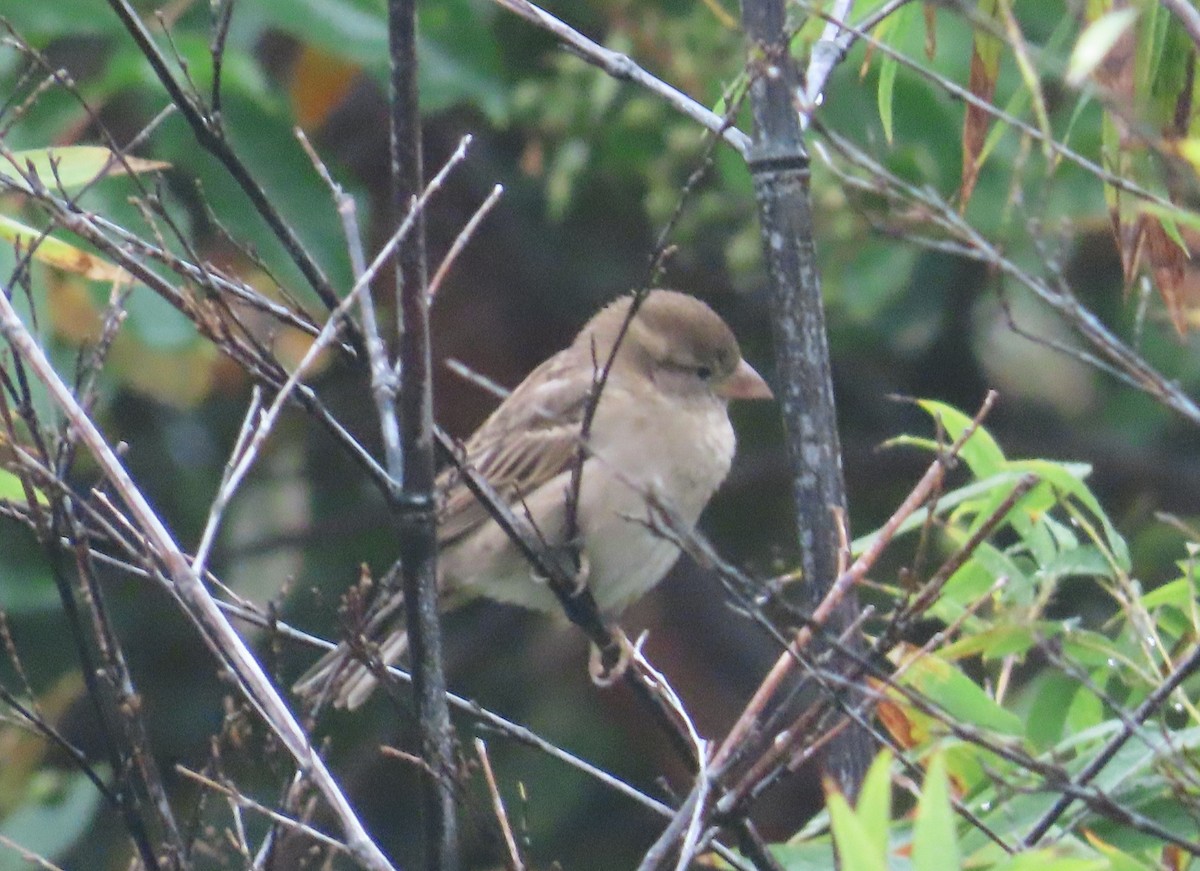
[295, 289, 772, 709]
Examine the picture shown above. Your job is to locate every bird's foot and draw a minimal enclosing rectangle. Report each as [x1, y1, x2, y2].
[570, 548, 591, 597]
[589, 628, 634, 687]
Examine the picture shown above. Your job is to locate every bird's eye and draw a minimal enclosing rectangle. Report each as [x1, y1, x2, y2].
[695, 365, 713, 380]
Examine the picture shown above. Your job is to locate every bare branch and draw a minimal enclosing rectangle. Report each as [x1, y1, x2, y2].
[489, 0, 751, 155]
[0, 285, 396, 871]
[427, 183, 504, 303]
[473, 739, 525, 871]
[102, 0, 346, 322]
[176, 765, 353, 856]
[388, 0, 458, 864]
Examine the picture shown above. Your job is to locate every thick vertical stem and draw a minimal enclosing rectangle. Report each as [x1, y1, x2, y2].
[388, 0, 459, 866]
[739, 0, 873, 798]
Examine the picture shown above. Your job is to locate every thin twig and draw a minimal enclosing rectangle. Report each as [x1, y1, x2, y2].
[799, 0, 1178, 211]
[1023, 637, 1200, 845]
[103, 0, 345, 320]
[175, 766, 352, 856]
[799, 0, 855, 118]
[712, 391, 998, 770]
[815, 125, 1200, 427]
[474, 739, 525, 871]
[296, 126, 406, 487]
[427, 183, 504, 302]
[489, 0, 750, 155]
[0, 834, 67, 871]
[0, 283, 396, 871]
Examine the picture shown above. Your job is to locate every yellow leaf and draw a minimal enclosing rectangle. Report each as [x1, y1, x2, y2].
[0, 215, 129, 282]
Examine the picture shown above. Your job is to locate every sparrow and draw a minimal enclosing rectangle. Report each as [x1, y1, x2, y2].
[295, 289, 772, 709]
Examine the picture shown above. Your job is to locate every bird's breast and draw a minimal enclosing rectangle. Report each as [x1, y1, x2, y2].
[593, 392, 736, 513]
[578, 392, 736, 613]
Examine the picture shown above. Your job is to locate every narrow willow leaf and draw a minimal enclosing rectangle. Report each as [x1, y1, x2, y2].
[915, 398, 1007, 477]
[981, 13, 1077, 173]
[878, 53, 898, 144]
[873, 1, 919, 145]
[1067, 8, 1139, 86]
[911, 754, 960, 871]
[0, 146, 168, 194]
[826, 784, 888, 871]
[892, 644, 1025, 737]
[856, 751, 894, 861]
[1139, 200, 1200, 233]
[997, 0, 1052, 156]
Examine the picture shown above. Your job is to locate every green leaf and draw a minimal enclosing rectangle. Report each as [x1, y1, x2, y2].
[238, 0, 508, 119]
[911, 754, 959, 871]
[0, 146, 167, 194]
[0, 0, 125, 43]
[0, 469, 48, 508]
[978, 11, 1077, 172]
[1060, 627, 1125, 669]
[939, 621, 1053, 662]
[1037, 544, 1114, 581]
[1026, 671, 1079, 749]
[826, 788, 887, 871]
[915, 399, 1007, 477]
[1008, 460, 1130, 570]
[933, 538, 1033, 618]
[852, 471, 1030, 558]
[871, 4, 913, 146]
[0, 469, 28, 502]
[878, 54, 898, 145]
[1067, 7, 1139, 87]
[896, 649, 1025, 738]
[0, 553, 59, 616]
[989, 852, 1107, 871]
[769, 839, 842, 871]
[149, 91, 355, 297]
[856, 750, 894, 860]
[1066, 684, 1105, 734]
[1083, 831, 1157, 871]
[1142, 575, 1195, 611]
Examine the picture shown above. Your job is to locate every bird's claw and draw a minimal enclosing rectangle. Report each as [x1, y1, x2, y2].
[571, 548, 591, 597]
[589, 629, 633, 687]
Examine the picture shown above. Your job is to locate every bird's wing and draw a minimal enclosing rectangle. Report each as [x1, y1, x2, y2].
[437, 350, 596, 545]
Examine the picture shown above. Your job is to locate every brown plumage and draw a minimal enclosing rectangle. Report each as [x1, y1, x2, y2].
[295, 290, 771, 709]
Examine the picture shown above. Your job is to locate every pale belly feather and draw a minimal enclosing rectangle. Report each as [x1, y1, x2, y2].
[439, 387, 737, 617]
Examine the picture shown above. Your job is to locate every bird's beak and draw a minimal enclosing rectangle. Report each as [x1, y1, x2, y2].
[717, 359, 773, 400]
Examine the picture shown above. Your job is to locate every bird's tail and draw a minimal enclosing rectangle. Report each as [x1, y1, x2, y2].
[293, 629, 410, 711]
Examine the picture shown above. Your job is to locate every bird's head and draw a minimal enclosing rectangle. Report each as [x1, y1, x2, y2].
[578, 290, 773, 403]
